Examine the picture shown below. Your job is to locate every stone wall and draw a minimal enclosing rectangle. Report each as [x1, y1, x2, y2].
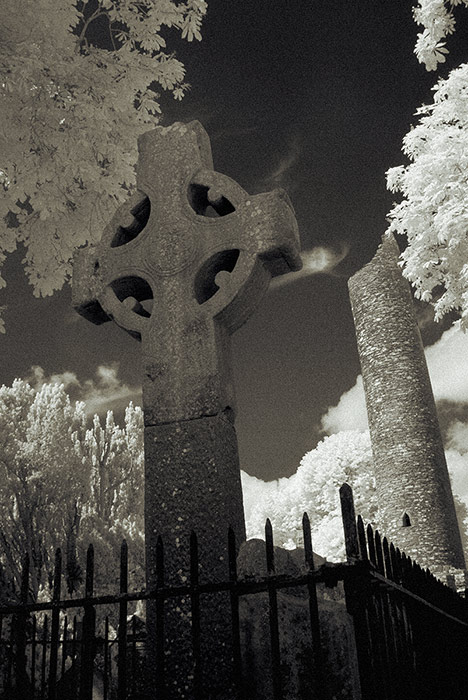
[237, 540, 362, 700]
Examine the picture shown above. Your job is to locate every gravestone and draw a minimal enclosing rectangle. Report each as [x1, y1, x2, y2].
[72, 121, 301, 697]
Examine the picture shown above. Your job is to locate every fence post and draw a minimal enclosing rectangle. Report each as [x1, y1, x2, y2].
[190, 531, 201, 700]
[155, 535, 165, 700]
[339, 484, 360, 561]
[117, 540, 128, 700]
[40, 615, 48, 700]
[339, 483, 375, 700]
[79, 544, 95, 700]
[302, 512, 324, 699]
[265, 519, 282, 700]
[228, 527, 243, 699]
[14, 553, 29, 699]
[48, 548, 62, 700]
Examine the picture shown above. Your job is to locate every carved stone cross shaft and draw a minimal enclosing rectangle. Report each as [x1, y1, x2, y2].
[72, 121, 301, 697]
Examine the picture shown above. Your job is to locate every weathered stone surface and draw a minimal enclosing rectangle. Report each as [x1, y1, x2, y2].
[144, 412, 245, 699]
[237, 540, 362, 700]
[348, 233, 465, 574]
[237, 538, 327, 578]
[72, 120, 301, 698]
[72, 120, 302, 425]
[144, 411, 245, 585]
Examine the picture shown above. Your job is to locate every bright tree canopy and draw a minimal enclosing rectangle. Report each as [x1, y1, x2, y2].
[246, 431, 377, 562]
[387, 1, 468, 326]
[413, 0, 468, 71]
[0, 0, 206, 329]
[0, 378, 144, 599]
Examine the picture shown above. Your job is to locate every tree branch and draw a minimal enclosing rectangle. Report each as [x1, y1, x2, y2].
[76, 8, 108, 52]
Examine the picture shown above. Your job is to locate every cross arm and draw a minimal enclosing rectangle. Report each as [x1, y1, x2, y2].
[71, 246, 110, 325]
[241, 188, 302, 277]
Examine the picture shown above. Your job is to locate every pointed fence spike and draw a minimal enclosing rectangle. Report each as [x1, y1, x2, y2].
[366, 524, 377, 567]
[382, 537, 392, 580]
[190, 530, 199, 583]
[374, 530, 385, 575]
[53, 549, 62, 596]
[156, 535, 164, 586]
[302, 512, 315, 571]
[339, 483, 360, 561]
[228, 526, 238, 579]
[20, 553, 30, 603]
[356, 515, 368, 561]
[265, 519, 275, 574]
[120, 540, 128, 591]
[85, 544, 94, 597]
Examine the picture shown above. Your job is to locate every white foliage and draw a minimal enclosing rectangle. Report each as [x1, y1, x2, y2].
[246, 431, 376, 562]
[0, 379, 144, 597]
[413, 0, 468, 70]
[0, 0, 206, 321]
[386, 63, 468, 326]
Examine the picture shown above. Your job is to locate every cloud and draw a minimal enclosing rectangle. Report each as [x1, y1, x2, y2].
[26, 365, 81, 391]
[241, 471, 288, 526]
[271, 244, 350, 289]
[241, 325, 468, 542]
[425, 324, 468, 403]
[318, 325, 468, 435]
[320, 375, 368, 434]
[263, 136, 301, 190]
[316, 325, 468, 520]
[25, 363, 141, 417]
[80, 364, 141, 416]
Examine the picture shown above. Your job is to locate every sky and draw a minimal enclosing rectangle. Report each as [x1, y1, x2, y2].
[1, 2, 468, 484]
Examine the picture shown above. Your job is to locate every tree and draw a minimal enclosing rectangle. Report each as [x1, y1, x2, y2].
[245, 429, 468, 566]
[246, 431, 377, 562]
[0, 379, 144, 599]
[412, 0, 468, 71]
[0, 0, 207, 329]
[386, 2, 468, 326]
[0, 380, 89, 597]
[80, 404, 145, 592]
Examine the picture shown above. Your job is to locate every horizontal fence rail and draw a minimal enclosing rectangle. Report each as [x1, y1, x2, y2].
[339, 483, 468, 700]
[0, 484, 466, 700]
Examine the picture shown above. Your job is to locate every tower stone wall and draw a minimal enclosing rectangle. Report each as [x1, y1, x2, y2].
[348, 234, 465, 576]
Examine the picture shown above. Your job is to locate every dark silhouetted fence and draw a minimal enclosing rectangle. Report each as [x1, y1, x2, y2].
[0, 484, 466, 699]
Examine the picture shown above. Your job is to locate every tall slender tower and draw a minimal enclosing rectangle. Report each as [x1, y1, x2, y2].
[348, 233, 465, 579]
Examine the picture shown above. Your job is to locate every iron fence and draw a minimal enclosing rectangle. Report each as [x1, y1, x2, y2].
[0, 484, 466, 699]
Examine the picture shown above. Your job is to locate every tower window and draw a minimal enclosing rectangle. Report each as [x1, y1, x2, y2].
[402, 512, 411, 527]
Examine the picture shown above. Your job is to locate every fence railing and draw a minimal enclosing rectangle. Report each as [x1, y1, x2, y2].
[0, 484, 467, 700]
[339, 483, 468, 700]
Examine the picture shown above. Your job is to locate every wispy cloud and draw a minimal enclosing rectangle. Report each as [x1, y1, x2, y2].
[26, 363, 141, 416]
[80, 364, 141, 416]
[263, 136, 302, 190]
[271, 244, 350, 289]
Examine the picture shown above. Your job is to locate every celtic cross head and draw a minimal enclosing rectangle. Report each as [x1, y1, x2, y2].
[72, 121, 301, 425]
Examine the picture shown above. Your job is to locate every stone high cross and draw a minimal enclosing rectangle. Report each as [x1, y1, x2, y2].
[72, 121, 301, 696]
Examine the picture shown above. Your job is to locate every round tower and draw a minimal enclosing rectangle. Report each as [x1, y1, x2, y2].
[348, 233, 465, 577]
